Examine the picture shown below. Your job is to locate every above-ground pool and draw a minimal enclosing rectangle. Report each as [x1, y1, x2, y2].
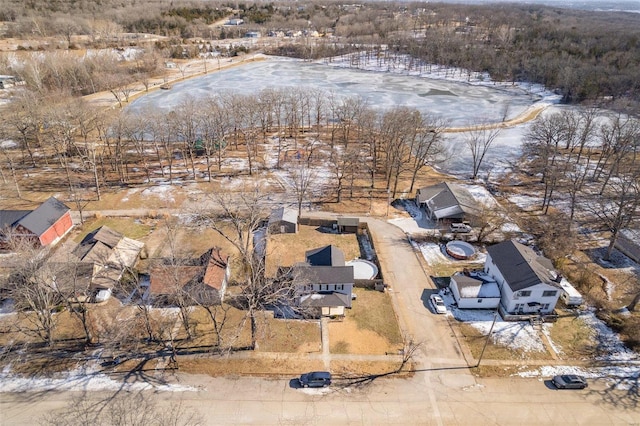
[445, 241, 477, 260]
[346, 259, 379, 280]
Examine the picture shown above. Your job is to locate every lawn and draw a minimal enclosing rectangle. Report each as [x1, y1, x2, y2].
[255, 315, 321, 353]
[73, 216, 154, 243]
[328, 288, 403, 355]
[266, 225, 361, 276]
[548, 309, 597, 360]
[179, 356, 325, 377]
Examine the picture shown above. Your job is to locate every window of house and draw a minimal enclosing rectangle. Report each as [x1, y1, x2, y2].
[542, 303, 550, 310]
[336, 284, 344, 290]
[542, 290, 557, 297]
[518, 290, 531, 297]
[477, 299, 483, 303]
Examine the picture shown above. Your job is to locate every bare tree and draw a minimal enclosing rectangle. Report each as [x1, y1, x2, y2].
[407, 113, 449, 193]
[587, 169, 640, 261]
[5, 241, 60, 346]
[288, 161, 317, 218]
[463, 122, 501, 180]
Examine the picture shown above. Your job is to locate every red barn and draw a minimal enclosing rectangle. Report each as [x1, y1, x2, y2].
[1, 197, 73, 247]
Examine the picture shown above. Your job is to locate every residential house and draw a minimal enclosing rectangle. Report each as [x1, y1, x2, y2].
[294, 245, 354, 316]
[0, 197, 73, 248]
[268, 207, 298, 234]
[484, 240, 562, 317]
[72, 226, 145, 298]
[449, 271, 501, 309]
[415, 182, 480, 224]
[148, 248, 229, 304]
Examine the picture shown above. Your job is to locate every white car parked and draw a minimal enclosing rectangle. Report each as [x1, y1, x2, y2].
[430, 294, 447, 314]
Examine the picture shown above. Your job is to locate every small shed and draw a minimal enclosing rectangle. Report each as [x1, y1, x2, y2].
[268, 207, 298, 234]
[450, 271, 500, 309]
[337, 217, 359, 233]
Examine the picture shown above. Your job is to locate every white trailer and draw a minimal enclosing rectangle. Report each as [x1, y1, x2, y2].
[559, 278, 583, 307]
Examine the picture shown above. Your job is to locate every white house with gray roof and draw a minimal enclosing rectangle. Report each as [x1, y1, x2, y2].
[450, 271, 501, 309]
[415, 182, 480, 223]
[484, 240, 562, 316]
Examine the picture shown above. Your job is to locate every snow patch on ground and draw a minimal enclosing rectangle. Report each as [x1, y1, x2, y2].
[0, 140, 17, 148]
[507, 194, 543, 210]
[141, 184, 175, 202]
[0, 361, 198, 393]
[444, 297, 546, 353]
[579, 310, 637, 362]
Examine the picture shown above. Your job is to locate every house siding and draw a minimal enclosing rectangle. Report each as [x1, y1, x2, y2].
[450, 276, 500, 309]
[484, 253, 560, 314]
[39, 211, 73, 246]
[268, 220, 297, 234]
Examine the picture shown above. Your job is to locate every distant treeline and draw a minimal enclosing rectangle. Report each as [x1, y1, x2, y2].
[1, 1, 639, 108]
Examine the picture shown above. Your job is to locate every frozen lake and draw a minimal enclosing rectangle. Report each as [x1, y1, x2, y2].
[127, 58, 541, 127]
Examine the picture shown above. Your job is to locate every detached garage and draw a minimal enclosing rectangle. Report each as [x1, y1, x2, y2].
[268, 207, 298, 234]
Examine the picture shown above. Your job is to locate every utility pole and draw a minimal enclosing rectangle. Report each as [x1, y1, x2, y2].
[476, 311, 498, 368]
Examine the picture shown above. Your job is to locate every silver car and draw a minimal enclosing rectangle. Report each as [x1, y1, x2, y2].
[552, 375, 588, 389]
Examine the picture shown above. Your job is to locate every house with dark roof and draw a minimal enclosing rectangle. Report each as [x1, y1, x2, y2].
[288, 245, 354, 316]
[415, 182, 480, 223]
[267, 207, 298, 234]
[484, 240, 562, 316]
[0, 197, 73, 248]
[305, 245, 345, 267]
[148, 247, 230, 305]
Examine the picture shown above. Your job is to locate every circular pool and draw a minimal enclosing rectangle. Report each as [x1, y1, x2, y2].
[346, 259, 379, 280]
[445, 241, 476, 260]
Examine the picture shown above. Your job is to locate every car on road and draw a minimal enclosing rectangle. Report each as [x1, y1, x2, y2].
[299, 371, 332, 388]
[552, 375, 588, 389]
[430, 294, 447, 314]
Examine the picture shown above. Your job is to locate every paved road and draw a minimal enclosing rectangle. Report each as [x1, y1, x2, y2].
[1, 372, 636, 425]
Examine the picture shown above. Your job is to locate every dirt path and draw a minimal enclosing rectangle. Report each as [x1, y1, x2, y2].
[444, 102, 549, 134]
[83, 53, 266, 110]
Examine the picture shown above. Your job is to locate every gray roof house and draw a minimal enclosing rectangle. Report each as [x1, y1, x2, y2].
[449, 271, 501, 309]
[306, 245, 345, 267]
[484, 240, 562, 317]
[1, 197, 73, 247]
[268, 207, 298, 234]
[415, 182, 480, 222]
[286, 245, 355, 317]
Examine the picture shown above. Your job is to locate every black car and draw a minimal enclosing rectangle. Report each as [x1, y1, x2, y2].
[552, 374, 588, 389]
[299, 371, 332, 388]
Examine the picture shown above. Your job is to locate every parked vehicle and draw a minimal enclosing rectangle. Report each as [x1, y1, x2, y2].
[450, 223, 472, 233]
[299, 371, 332, 388]
[552, 375, 588, 389]
[430, 294, 447, 314]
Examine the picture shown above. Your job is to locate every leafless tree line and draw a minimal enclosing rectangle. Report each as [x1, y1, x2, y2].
[521, 107, 640, 261]
[1, 86, 450, 206]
